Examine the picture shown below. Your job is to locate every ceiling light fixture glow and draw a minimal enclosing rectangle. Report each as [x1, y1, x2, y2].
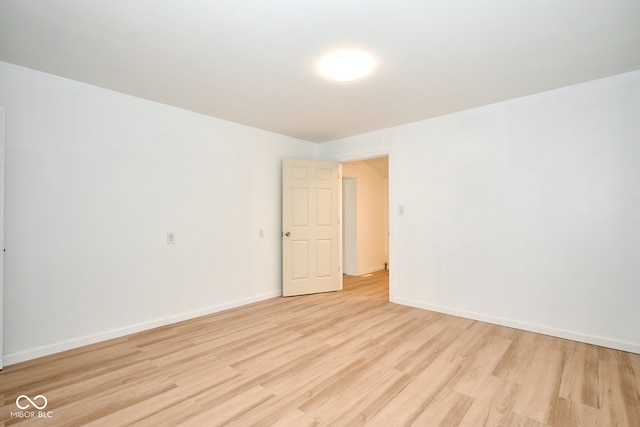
[318, 49, 375, 82]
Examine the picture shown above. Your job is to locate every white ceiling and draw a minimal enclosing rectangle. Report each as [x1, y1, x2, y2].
[1, 1, 639, 143]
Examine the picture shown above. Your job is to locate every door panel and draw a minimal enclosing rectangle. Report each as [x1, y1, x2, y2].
[282, 159, 342, 297]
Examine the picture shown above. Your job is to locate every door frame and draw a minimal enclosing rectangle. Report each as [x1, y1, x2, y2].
[335, 151, 391, 300]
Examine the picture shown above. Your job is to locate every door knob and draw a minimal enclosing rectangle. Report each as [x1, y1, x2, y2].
[285, 231, 291, 237]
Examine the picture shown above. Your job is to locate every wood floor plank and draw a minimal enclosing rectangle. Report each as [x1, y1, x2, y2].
[631, 354, 640, 397]
[41, 379, 177, 426]
[599, 360, 640, 426]
[512, 344, 565, 424]
[130, 399, 205, 427]
[412, 386, 474, 426]
[491, 329, 539, 384]
[84, 369, 231, 427]
[221, 356, 360, 427]
[559, 341, 600, 409]
[395, 324, 465, 376]
[366, 358, 462, 426]
[1, 270, 639, 426]
[457, 375, 520, 427]
[505, 412, 547, 427]
[317, 367, 409, 426]
[441, 321, 494, 366]
[550, 397, 600, 427]
[184, 384, 275, 427]
[448, 334, 512, 397]
[264, 408, 319, 427]
[339, 371, 413, 427]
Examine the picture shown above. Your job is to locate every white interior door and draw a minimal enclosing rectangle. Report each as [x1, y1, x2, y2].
[282, 159, 342, 297]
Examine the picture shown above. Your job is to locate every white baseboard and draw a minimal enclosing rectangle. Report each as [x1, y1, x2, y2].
[4, 290, 281, 366]
[359, 265, 387, 276]
[391, 297, 640, 355]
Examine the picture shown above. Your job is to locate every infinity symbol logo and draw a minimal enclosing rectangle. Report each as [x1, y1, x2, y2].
[16, 395, 48, 410]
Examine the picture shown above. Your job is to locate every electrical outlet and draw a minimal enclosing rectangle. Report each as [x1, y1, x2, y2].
[398, 205, 405, 215]
[259, 229, 264, 238]
[167, 232, 176, 244]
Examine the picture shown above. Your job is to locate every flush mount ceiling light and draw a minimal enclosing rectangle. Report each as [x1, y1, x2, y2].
[318, 49, 375, 82]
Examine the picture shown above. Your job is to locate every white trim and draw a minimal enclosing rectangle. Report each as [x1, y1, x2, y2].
[391, 297, 640, 355]
[4, 291, 281, 366]
[359, 266, 387, 276]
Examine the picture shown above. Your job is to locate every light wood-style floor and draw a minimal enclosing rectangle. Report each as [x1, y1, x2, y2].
[2, 270, 639, 426]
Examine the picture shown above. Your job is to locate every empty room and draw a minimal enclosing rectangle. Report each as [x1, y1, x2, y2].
[1, 1, 639, 425]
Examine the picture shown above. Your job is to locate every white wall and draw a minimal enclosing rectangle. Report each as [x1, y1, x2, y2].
[3, 61, 639, 362]
[320, 70, 640, 353]
[0, 62, 317, 364]
[342, 159, 389, 275]
[0, 107, 4, 369]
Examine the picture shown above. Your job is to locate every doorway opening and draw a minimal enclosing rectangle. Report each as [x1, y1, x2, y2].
[341, 156, 389, 297]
